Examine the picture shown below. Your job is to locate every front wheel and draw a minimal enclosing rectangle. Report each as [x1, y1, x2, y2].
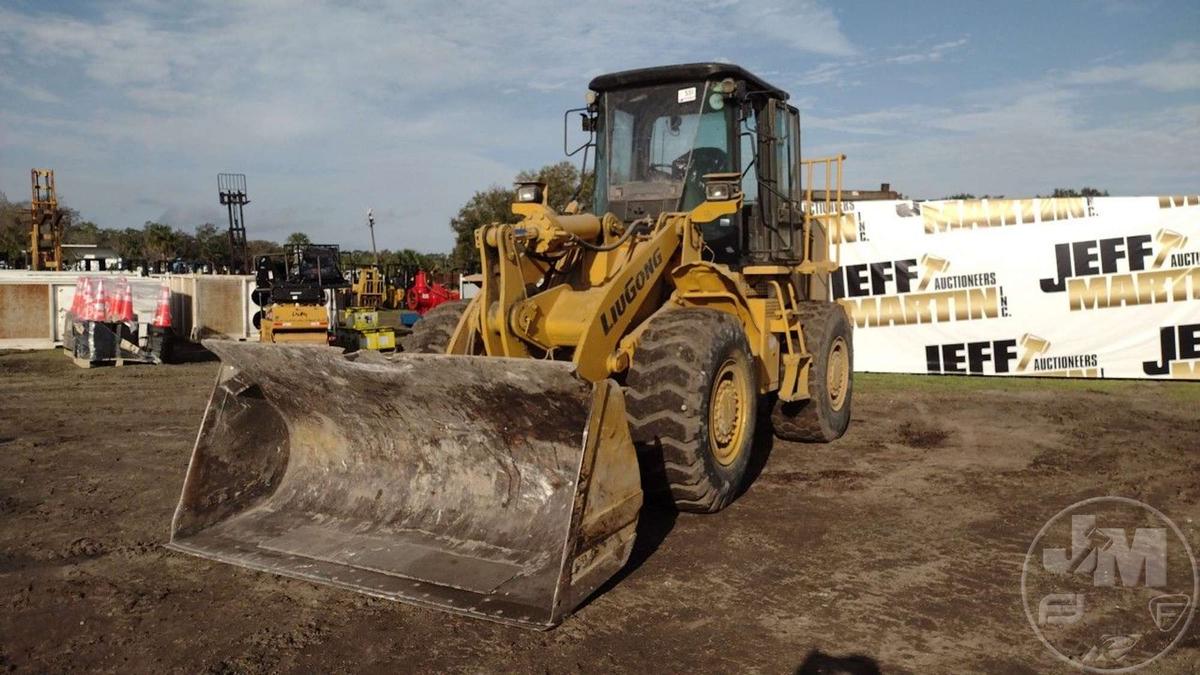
[625, 308, 757, 513]
[772, 302, 853, 442]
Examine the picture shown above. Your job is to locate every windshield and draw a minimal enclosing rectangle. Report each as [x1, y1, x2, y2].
[594, 81, 733, 215]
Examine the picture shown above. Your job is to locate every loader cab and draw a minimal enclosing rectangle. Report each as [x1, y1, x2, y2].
[587, 63, 804, 268]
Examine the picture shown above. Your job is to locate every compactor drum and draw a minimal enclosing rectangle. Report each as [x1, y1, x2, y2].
[171, 62, 852, 628]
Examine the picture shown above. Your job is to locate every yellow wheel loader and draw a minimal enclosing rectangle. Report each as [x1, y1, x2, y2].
[169, 63, 853, 629]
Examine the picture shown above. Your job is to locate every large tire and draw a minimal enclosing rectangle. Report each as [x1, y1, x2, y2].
[772, 302, 853, 442]
[401, 300, 469, 353]
[625, 308, 757, 513]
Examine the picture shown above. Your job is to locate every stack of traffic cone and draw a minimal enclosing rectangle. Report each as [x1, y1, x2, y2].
[90, 278, 110, 323]
[110, 277, 135, 323]
[151, 282, 172, 328]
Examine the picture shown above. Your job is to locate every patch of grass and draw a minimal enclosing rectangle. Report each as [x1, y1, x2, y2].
[857, 371, 1200, 401]
[1160, 381, 1200, 403]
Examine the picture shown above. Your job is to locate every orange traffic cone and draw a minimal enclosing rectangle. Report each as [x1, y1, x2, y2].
[152, 283, 172, 328]
[75, 278, 89, 321]
[84, 278, 95, 320]
[91, 278, 110, 322]
[70, 277, 87, 317]
[111, 278, 134, 323]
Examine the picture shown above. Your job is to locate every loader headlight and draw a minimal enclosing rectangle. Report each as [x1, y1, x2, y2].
[515, 183, 544, 204]
[705, 181, 735, 201]
[705, 183, 729, 201]
[701, 172, 743, 203]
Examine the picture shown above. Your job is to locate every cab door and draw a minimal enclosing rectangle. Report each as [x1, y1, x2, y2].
[746, 99, 801, 264]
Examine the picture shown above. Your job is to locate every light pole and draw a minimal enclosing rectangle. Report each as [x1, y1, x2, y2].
[367, 209, 379, 267]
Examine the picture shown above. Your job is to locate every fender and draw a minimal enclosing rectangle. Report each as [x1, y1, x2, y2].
[670, 261, 780, 393]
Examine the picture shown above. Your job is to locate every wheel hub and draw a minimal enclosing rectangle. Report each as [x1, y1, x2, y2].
[709, 359, 749, 466]
[827, 336, 849, 411]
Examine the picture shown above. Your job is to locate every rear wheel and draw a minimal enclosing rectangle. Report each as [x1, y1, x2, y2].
[402, 300, 469, 353]
[625, 308, 757, 513]
[772, 302, 853, 442]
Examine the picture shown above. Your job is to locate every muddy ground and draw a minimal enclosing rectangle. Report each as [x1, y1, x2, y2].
[0, 349, 1197, 673]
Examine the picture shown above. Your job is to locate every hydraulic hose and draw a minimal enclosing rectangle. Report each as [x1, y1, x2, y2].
[567, 218, 651, 252]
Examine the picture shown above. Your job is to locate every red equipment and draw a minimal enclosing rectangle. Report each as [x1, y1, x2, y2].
[405, 270, 460, 315]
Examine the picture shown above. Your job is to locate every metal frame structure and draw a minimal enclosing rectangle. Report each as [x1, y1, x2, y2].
[29, 169, 64, 271]
[218, 173, 250, 274]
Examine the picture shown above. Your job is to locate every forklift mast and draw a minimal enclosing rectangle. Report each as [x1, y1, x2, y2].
[218, 173, 250, 274]
[30, 169, 64, 271]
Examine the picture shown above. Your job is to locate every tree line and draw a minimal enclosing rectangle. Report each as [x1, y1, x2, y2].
[0, 192, 451, 273]
[1, 166, 1107, 274]
[1, 159, 592, 273]
[943, 187, 1109, 200]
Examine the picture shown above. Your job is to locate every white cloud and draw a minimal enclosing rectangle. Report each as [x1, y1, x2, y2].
[886, 38, 969, 65]
[0, 71, 61, 104]
[0, 1, 857, 249]
[0, 2, 1196, 250]
[794, 60, 860, 86]
[808, 89, 1199, 199]
[805, 106, 948, 136]
[1065, 45, 1200, 92]
[931, 90, 1079, 134]
[798, 38, 1200, 197]
[790, 37, 968, 89]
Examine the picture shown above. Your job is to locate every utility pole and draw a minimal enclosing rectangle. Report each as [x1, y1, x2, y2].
[367, 209, 379, 267]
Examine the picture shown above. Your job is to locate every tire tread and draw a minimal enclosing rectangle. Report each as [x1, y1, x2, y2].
[626, 307, 755, 512]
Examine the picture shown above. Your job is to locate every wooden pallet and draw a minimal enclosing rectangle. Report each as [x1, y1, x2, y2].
[63, 344, 158, 369]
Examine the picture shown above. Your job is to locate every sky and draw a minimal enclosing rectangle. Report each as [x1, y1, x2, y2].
[1, 0, 1198, 253]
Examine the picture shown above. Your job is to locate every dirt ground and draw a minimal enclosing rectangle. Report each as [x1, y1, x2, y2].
[0, 349, 1197, 674]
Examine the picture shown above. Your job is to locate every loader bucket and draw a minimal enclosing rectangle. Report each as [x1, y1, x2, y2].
[168, 341, 642, 629]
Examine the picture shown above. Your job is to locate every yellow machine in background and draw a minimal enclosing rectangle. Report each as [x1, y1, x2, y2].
[335, 267, 398, 351]
[334, 307, 396, 351]
[347, 265, 386, 308]
[383, 273, 407, 309]
[259, 303, 330, 344]
[253, 244, 346, 345]
[335, 213, 404, 348]
[29, 169, 64, 271]
[170, 63, 853, 629]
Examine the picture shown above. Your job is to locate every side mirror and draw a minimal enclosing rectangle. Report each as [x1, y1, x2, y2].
[563, 106, 595, 157]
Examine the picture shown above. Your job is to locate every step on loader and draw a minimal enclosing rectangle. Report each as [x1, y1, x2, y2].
[170, 62, 854, 629]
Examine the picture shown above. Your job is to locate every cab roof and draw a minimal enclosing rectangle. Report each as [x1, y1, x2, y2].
[588, 62, 788, 100]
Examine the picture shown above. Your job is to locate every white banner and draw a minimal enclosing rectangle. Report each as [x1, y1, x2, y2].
[830, 196, 1200, 379]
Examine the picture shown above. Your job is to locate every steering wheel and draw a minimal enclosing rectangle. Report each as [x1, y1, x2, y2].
[648, 163, 676, 180]
[671, 147, 729, 180]
[665, 147, 730, 205]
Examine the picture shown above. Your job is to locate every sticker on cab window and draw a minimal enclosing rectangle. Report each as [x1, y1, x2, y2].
[677, 87, 697, 104]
